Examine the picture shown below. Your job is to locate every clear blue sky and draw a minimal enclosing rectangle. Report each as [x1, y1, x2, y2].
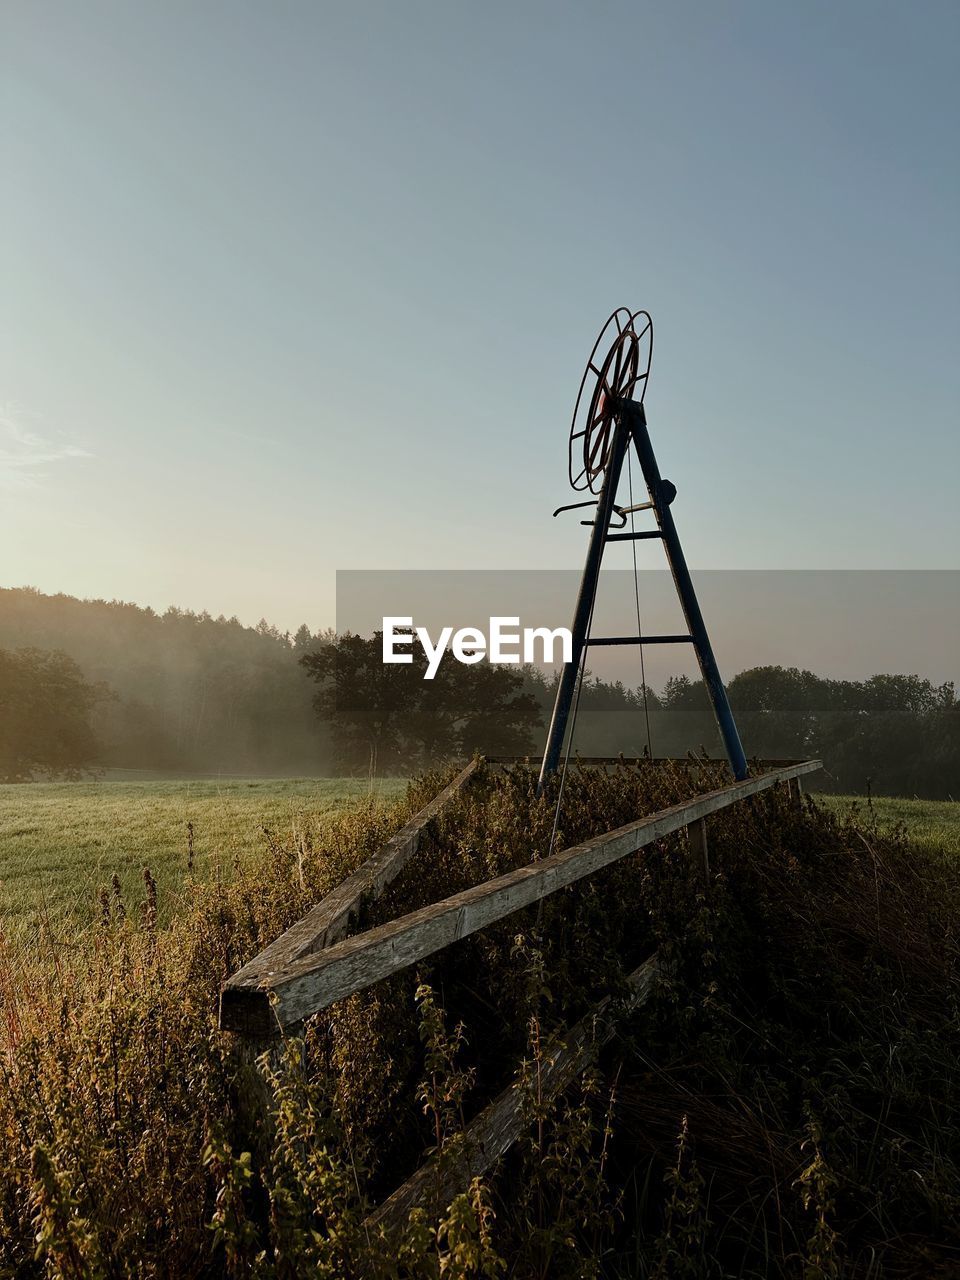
[2, 1, 957, 632]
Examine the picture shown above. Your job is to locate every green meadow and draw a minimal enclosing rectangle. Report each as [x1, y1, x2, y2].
[0, 777, 957, 948]
[0, 776, 406, 946]
[818, 792, 960, 859]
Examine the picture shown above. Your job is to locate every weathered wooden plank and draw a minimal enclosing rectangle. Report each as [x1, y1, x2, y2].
[366, 954, 660, 1237]
[688, 817, 709, 879]
[221, 760, 820, 1034]
[789, 774, 805, 810]
[228, 1032, 305, 1156]
[219, 760, 478, 1034]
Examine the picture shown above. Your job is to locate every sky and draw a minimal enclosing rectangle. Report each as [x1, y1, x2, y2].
[2, 1, 958, 634]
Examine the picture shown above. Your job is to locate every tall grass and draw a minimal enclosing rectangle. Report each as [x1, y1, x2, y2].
[1, 762, 958, 1277]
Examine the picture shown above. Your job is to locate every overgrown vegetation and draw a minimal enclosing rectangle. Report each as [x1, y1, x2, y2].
[1, 763, 958, 1277]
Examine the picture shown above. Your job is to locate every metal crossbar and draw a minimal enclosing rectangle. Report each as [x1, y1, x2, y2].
[587, 634, 692, 646]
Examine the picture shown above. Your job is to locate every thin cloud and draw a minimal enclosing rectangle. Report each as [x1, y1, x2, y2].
[0, 401, 91, 491]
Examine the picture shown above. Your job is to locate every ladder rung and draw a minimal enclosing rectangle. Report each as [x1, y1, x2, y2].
[617, 500, 655, 515]
[605, 530, 663, 542]
[587, 634, 693, 646]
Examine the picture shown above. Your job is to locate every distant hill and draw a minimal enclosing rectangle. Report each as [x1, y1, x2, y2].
[0, 588, 332, 775]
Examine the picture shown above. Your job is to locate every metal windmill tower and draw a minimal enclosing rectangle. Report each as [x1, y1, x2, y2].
[539, 308, 748, 787]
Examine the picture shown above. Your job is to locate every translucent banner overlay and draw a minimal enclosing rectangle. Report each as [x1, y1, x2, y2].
[330, 570, 958, 791]
[337, 570, 959, 689]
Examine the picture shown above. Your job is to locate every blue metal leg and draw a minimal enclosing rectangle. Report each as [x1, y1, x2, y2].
[620, 399, 748, 780]
[539, 401, 748, 785]
[538, 419, 632, 789]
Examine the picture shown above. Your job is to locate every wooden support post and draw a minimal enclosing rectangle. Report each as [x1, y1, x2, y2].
[221, 764, 480, 1142]
[230, 1033, 287, 1157]
[688, 817, 709, 880]
[786, 775, 804, 810]
[365, 954, 659, 1237]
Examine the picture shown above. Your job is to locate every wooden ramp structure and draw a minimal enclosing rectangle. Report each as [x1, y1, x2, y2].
[219, 754, 821, 1234]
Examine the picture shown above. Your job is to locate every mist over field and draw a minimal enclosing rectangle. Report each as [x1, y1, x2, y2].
[0, 586, 331, 776]
[2, 584, 957, 797]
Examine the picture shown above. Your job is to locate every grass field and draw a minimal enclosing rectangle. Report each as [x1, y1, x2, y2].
[819, 793, 960, 858]
[1, 777, 957, 948]
[0, 776, 406, 945]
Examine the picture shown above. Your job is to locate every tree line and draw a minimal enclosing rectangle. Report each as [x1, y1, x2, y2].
[1, 588, 957, 797]
[0, 588, 330, 776]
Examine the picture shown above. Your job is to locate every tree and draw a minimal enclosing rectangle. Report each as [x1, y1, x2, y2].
[0, 588, 331, 775]
[727, 666, 827, 759]
[0, 647, 107, 781]
[300, 632, 541, 773]
[292, 624, 315, 654]
[438, 659, 541, 760]
[301, 632, 426, 773]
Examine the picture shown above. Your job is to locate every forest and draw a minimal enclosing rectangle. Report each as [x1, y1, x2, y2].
[1, 587, 957, 797]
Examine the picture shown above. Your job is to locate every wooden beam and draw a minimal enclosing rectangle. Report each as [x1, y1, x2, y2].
[792, 774, 805, 809]
[688, 817, 709, 880]
[219, 759, 478, 1033]
[221, 760, 820, 1035]
[366, 954, 659, 1237]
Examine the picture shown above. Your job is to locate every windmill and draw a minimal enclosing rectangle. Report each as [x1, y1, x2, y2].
[539, 308, 748, 787]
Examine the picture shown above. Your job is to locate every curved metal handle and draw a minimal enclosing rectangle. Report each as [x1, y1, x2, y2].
[552, 499, 598, 519]
[552, 500, 627, 529]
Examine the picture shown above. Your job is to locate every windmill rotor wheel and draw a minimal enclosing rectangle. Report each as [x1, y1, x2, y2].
[568, 308, 653, 493]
